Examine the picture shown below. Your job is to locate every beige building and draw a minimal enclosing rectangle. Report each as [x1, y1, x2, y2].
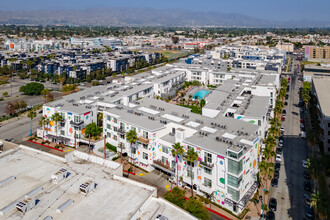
[305, 46, 330, 62]
[276, 43, 294, 53]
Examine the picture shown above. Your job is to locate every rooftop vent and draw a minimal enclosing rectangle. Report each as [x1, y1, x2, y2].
[16, 198, 36, 214]
[79, 181, 96, 195]
[51, 168, 68, 184]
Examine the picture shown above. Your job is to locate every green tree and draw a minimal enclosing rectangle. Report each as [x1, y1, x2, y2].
[51, 112, 62, 136]
[258, 161, 274, 188]
[27, 110, 37, 136]
[200, 99, 206, 108]
[202, 191, 216, 208]
[171, 142, 185, 186]
[20, 82, 44, 95]
[39, 116, 46, 141]
[85, 122, 101, 138]
[186, 148, 198, 197]
[41, 89, 50, 103]
[126, 129, 137, 164]
[2, 91, 8, 96]
[184, 198, 210, 220]
[164, 187, 186, 208]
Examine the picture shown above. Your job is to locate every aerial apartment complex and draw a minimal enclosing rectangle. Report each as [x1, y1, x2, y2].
[38, 45, 283, 214]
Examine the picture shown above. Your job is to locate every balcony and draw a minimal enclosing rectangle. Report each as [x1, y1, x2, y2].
[152, 160, 175, 176]
[199, 160, 214, 168]
[70, 120, 84, 126]
[138, 136, 149, 145]
[118, 128, 126, 134]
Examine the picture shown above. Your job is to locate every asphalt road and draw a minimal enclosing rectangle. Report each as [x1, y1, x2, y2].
[269, 58, 309, 220]
[0, 112, 42, 143]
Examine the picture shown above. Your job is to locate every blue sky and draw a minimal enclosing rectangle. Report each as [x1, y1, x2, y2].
[2, 0, 330, 21]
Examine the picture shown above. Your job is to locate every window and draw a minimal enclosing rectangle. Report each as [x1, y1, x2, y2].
[171, 161, 176, 168]
[328, 123, 330, 128]
[228, 174, 242, 188]
[162, 145, 169, 154]
[162, 156, 168, 164]
[204, 152, 212, 163]
[328, 139, 330, 144]
[227, 187, 240, 201]
[142, 143, 148, 149]
[113, 135, 117, 141]
[204, 167, 212, 175]
[74, 115, 80, 123]
[107, 124, 111, 129]
[258, 120, 261, 126]
[113, 118, 117, 124]
[120, 134, 125, 139]
[132, 147, 136, 154]
[143, 152, 148, 160]
[328, 131, 330, 136]
[228, 159, 243, 175]
[204, 178, 212, 187]
[143, 131, 148, 139]
[187, 170, 194, 179]
[120, 122, 125, 130]
[107, 115, 111, 121]
[228, 151, 238, 159]
[60, 130, 65, 135]
[187, 145, 193, 151]
[131, 126, 136, 132]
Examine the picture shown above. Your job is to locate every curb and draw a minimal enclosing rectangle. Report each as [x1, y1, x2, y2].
[27, 140, 64, 152]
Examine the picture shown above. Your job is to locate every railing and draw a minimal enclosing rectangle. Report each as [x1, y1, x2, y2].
[138, 136, 149, 144]
[199, 160, 214, 168]
[70, 120, 84, 126]
[118, 128, 126, 134]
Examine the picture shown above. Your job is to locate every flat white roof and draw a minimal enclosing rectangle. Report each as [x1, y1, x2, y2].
[239, 139, 253, 146]
[222, 132, 237, 139]
[201, 126, 217, 134]
[186, 121, 201, 128]
[138, 107, 160, 115]
[161, 114, 184, 122]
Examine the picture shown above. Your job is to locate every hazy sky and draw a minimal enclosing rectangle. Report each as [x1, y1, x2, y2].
[2, 0, 330, 21]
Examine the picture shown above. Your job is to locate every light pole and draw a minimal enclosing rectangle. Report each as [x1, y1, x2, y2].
[262, 188, 267, 220]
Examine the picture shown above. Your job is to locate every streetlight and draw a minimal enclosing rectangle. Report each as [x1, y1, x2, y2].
[262, 188, 267, 220]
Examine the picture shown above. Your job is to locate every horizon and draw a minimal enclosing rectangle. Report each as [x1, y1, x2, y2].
[1, 0, 330, 22]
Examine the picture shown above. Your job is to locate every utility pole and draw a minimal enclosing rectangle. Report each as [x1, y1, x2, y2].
[104, 135, 106, 159]
[88, 134, 91, 155]
[74, 131, 76, 150]
[120, 142, 123, 164]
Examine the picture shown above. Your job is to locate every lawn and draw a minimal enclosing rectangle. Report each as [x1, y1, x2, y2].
[139, 49, 189, 60]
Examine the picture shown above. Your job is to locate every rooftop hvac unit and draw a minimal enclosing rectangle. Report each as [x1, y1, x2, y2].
[79, 181, 96, 195]
[51, 168, 68, 184]
[16, 198, 36, 214]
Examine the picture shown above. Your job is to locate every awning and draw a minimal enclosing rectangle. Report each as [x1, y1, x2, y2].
[46, 134, 71, 142]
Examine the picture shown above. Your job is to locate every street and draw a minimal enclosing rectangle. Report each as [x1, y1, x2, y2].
[270, 55, 308, 220]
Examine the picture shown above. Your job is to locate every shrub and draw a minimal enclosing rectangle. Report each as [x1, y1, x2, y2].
[85, 122, 101, 137]
[164, 187, 186, 208]
[112, 155, 120, 161]
[29, 137, 34, 141]
[106, 143, 117, 153]
[2, 91, 8, 96]
[184, 198, 210, 220]
[41, 141, 45, 144]
[20, 82, 44, 95]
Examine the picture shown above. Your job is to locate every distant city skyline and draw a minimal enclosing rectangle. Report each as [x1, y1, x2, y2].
[1, 0, 330, 22]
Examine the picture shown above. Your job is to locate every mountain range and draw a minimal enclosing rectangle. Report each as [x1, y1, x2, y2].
[0, 8, 328, 27]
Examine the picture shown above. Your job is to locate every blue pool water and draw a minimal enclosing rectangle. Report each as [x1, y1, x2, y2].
[193, 90, 210, 100]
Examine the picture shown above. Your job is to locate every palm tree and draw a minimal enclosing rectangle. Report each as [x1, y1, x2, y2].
[38, 116, 46, 141]
[263, 145, 276, 162]
[269, 117, 280, 128]
[51, 113, 62, 137]
[203, 191, 216, 208]
[258, 161, 274, 189]
[126, 129, 137, 163]
[171, 142, 184, 186]
[186, 148, 198, 197]
[27, 110, 37, 136]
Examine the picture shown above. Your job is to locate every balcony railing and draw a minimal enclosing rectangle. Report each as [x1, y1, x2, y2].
[199, 160, 214, 168]
[138, 136, 149, 145]
[152, 159, 175, 175]
[70, 120, 84, 126]
[118, 128, 126, 134]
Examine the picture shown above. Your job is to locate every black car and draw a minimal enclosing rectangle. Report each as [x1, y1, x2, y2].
[266, 210, 275, 220]
[284, 101, 288, 106]
[274, 170, 280, 179]
[304, 181, 312, 192]
[274, 163, 281, 171]
[269, 198, 277, 211]
[271, 178, 278, 187]
[285, 94, 289, 100]
[304, 171, 311, 179]
[276, 147, 282, 154]
[305, 205, 314, 219]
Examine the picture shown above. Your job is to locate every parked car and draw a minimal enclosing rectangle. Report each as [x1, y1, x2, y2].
[304, 194, 311, 206]
[305, 205, 314, 219]
[274, 163, 281, 171]
[278, 140, 284, 147]
[274, 170, 280, 179]
[304, 181, 312, 192]
[302, 160, 308, 168]
[271, 178, 278, 187]
[300, 123, 305, 129]
[285, 94, 289, 100]
[266, 210, 275, 220]
[281, 116, 286, 121]
[155, 214, 169, 220]
[304, 171, 311, 179]
[275, 154, 282, 162]
[280, 127, 285, 132]
[39, 110, 43, 114]
[300, 119, 304, 123]
[300, 131, 306, 139]
[276, 147, 282, 154]
[269, 198, 277, 211]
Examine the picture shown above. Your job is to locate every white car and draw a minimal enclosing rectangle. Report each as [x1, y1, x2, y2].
[300, 131, 306, 139]
[275, 154, 282, 162]
[280, 127, 285, 132]
[302, 160, 308, 168]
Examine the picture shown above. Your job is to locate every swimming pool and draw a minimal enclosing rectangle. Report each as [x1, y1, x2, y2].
[193, 90, 210, 100]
